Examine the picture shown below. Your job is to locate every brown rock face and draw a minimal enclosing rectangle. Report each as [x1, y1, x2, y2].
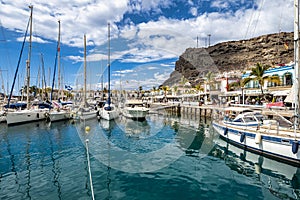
[163, 32, 293, 87]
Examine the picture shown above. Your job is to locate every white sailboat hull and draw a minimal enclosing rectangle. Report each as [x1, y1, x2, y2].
[78, 110, 98, 120]
[100, 104, 119, 121]
[6, 109, 47, 125]
[0, 111, 6, 122]
[48, 110, 71, 122]
[212, 121, 300, 166]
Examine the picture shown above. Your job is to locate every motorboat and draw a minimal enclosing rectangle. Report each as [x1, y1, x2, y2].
[121, 100, 149, 121]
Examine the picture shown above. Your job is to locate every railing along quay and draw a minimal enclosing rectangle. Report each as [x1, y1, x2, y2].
[149, 102, 294, 119]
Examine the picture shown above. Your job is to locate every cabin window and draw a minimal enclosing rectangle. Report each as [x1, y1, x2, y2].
[233, 118, 242, 122]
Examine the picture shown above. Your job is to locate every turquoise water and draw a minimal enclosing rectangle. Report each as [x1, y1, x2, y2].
[0, 114, 299, 200]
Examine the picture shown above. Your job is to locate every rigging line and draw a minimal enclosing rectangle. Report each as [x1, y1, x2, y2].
[244, 1, 256, 39]
[0, 20, 12, 95]
[41, 53, 47, 90]
[85, 139, 95, 200]
[50, 44, 58, 102]
[251, 0, 265, 38]
[7, 14, 31, 107]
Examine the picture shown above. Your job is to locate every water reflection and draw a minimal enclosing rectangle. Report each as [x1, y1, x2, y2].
[117, 116, 151, 138]
[2, 114, 300, 199]
[212, 136, 300, 199]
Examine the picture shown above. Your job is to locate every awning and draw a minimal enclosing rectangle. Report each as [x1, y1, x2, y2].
[284, 85, 294, 103]
[271, 89, 290, 96]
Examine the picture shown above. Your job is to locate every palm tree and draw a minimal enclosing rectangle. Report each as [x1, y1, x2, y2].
[138, 86, 143, 98]
[242, 63, 280, 100]
[161, 85, 170, 102]
[228, 79, 242, 91]
[173, 86, 178, 96]
[204, 71, 215, 92]
[194, 84, 204, 93]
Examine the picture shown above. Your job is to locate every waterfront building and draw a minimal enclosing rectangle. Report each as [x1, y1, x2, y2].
[241, 63, 294, 104]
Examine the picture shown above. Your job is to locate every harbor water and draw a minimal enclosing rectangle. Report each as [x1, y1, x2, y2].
[0, 113, 300, 200]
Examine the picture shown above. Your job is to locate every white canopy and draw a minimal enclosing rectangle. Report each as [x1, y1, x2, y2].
[284, 85, 294, 103]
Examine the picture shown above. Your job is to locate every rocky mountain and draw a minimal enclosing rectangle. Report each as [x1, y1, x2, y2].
[163, 32, 294, 87]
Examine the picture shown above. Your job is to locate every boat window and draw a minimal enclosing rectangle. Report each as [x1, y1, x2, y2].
[243, 116, 256, 122]
[233, 118, 243, 122]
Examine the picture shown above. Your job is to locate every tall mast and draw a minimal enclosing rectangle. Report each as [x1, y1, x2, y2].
[294, 0, 299, 131]
[84, 34, 87, 106]
[107, 23, 111, 108]
[26, 5, 33, 109]
[57, 20, 61, 100]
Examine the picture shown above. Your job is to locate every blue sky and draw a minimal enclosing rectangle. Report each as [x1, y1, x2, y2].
[0, 0, 294, 95]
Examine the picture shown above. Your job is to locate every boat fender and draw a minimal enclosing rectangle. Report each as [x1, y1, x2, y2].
[224, 127, 228, 135]
[240, 132, 245, 143]
[45, 112, 50, 118]
[255, 133, 262, 144]
[292, 141, 299, 154]
[37, 113, 39, 118]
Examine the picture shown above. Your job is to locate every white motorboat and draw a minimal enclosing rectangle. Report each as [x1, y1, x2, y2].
[121, 100, 149, 120]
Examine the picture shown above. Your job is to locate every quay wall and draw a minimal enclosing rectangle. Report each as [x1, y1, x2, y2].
[149, 103, 294, 119]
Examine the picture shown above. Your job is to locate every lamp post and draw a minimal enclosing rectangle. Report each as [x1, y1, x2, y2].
[208, 34, 211, 47]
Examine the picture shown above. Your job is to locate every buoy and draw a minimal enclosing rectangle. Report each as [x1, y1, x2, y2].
[85, 126, 91, 132]
[240, 132, 245, 143]
[255, 133, 262, 144]
[292, 141, 299, 154]
[224, 127, 228, 135]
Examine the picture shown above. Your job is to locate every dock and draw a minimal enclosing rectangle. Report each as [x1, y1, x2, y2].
[149, 102, 295, 119]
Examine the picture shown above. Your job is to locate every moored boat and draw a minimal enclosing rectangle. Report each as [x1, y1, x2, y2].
[6, 108, 48, 125]
[213, 0, 300, 167]
[212, 107, 300, 166]
[100, 23, 119, 121]
[121, 100, 149, 121]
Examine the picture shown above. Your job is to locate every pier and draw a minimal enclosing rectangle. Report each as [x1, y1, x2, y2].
[149, 102, 294, 119]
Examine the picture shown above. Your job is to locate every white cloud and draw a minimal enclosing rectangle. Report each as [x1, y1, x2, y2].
[2, 0, 294, 63]
[190, 7, 198, 16]
[0, 0, 295, 89]
[0, 0, 128, 48]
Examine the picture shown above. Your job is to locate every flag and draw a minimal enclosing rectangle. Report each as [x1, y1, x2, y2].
[65, 85, 73, 91]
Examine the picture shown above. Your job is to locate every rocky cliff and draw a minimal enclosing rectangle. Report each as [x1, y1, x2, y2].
[163, 32, 294, 87]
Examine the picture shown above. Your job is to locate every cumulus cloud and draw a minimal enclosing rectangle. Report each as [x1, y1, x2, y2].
[0, 0, 295, 89]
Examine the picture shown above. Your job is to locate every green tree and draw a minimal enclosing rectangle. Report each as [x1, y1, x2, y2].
[204, 71, 215, 91]
[161, 85, 170, 102]
[242, 63, 280, 99]
[194, 84, 204, 93]
[173, 86, 178, 96]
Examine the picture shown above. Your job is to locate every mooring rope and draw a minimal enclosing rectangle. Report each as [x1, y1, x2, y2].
[85, 139, 95, 200]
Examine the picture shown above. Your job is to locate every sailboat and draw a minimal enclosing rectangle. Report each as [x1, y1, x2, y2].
[212, 0, 300, 166]
[77, 34, 98, 120]
[6, 6, 49, 125]
[99, 23, 119, 120]
[47, 20, 71, 122]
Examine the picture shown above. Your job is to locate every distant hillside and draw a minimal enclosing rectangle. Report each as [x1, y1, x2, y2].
[163, 32, 294, 87]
